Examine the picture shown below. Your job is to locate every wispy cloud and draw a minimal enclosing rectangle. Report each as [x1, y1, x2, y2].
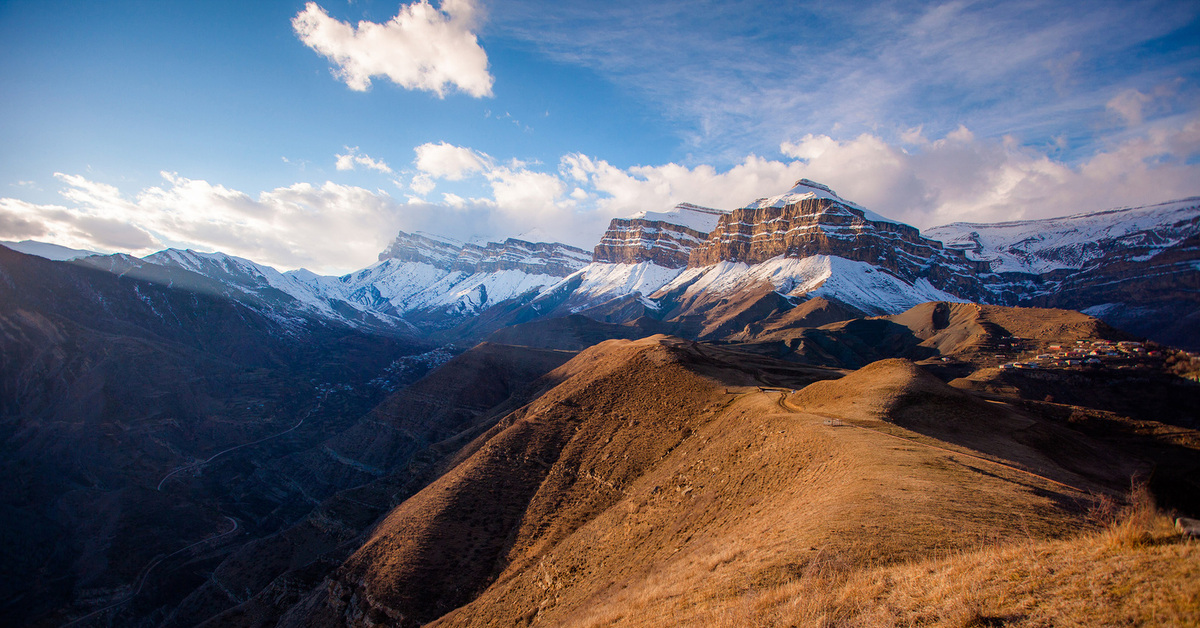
[493, 0, 1200, 163]
[334, 146, 394, 173]
[293, 0, 493, 97]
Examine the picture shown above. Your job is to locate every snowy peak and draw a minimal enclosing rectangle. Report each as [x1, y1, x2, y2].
[1, 240, 99, 261]
[689, 180, 985, 300]
[378, 231, 465, 268]
[743, 178, 849, 209]
[925, 197, 1200, 274]
[743, 179, 899, 224]
[630, 202, 730, 234]
[379, 231, 589, 276]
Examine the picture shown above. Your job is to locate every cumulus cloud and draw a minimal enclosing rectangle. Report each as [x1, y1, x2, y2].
[335, 147, 393, 173]
[414, 141, 490, 179]
[292, 0, 493, 97]
[0, 199, 53, 239]
[0, 172, 414, 274]
[780, 115, 1200, 227]
[5, 117, 1197, 275]
[412, 142, 571, 218]
[485, 166, 566, 217]
[560, 153, 809, 217]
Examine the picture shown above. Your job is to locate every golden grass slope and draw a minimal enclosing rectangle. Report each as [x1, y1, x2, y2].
[713, 498, 1199, 627]
[286, 336, 1194, 627]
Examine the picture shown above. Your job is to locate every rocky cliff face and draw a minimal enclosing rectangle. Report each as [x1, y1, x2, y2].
[593, 203, 728, 268]
[687, 181, 990, 298]
[379, 231, 590, 276]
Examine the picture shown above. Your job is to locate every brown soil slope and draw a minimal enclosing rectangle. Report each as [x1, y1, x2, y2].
[892, 301, 1126, 355]
[729, 296, 864, 342]
[172, 343, 577, 628]
[786, 359, 1145, 495]
[733, 302, 1128, 368]
[273, 336, 1177, 627]
[280, 337, 835, 626]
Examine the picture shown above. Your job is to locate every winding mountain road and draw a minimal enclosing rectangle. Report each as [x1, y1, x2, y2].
[61, 516, 239, 627]
[157, 393, 327, 490]
[64, 395, 329, 625]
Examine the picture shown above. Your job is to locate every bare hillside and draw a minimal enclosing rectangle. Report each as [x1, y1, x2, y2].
[248, 329, 1199, 627]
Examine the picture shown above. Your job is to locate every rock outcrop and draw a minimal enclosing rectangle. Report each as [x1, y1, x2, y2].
[687, 180, 991, 298]
[593, 203, 729, 268]
[380, 231, 591, 276]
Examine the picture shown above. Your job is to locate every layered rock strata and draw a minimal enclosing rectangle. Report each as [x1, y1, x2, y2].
[686, 184, 990, 299]
[380, 231, 591, 276]
[593, 203, 729, 268]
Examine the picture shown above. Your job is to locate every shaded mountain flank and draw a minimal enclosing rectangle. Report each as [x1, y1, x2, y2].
[0, 246, 428, 627]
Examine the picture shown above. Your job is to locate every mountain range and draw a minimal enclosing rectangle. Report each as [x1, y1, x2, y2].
[11, 178, 1195, 350]
[2, 179, 1198, 626]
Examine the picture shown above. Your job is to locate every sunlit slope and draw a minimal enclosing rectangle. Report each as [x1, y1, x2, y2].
[270, 335, 1175, 626]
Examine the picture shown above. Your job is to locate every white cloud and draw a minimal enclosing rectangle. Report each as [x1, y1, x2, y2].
[409, 174, 436, 195]
[413, 141, 490, 180]
[0, 172, 415, 274]
[334, 146, 394, 173]
[485, 166, 566, 217]
[560, 153, 808, 217]
[780, 115, 1200, 227]
[441, 192, 467, 207]
[5, 118, 1197, 275]
[292, 0, 493, 97]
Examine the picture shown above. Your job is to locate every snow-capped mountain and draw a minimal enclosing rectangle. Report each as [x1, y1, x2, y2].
[66, 232, 593, 337]
[920, 197, 1200, 347]
[522, 180, 1198, 347]
[925, 197, 1200, 274]
[553, 180, 983, 324]
[1, 240, 98, 261]
[23, 179, 1199, 349]
[379, 231, 591, 276]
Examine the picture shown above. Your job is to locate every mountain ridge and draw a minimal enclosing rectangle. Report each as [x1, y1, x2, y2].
[11, 179, 1199, 348]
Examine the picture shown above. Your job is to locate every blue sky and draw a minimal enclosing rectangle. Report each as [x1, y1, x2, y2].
[2, 0, 1198, 273]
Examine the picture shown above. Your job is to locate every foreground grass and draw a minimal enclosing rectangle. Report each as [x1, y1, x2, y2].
[569, 492, 1199, 627]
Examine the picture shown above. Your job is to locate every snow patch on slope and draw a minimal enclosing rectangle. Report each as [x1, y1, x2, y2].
[401, 269, 562, 314]
[743, 179, 901, 225]
[568, 262, 684, 303]
[631, 202, 729, 233]
[925, 197, 1200, 274]
[659, 255, 964, 315]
